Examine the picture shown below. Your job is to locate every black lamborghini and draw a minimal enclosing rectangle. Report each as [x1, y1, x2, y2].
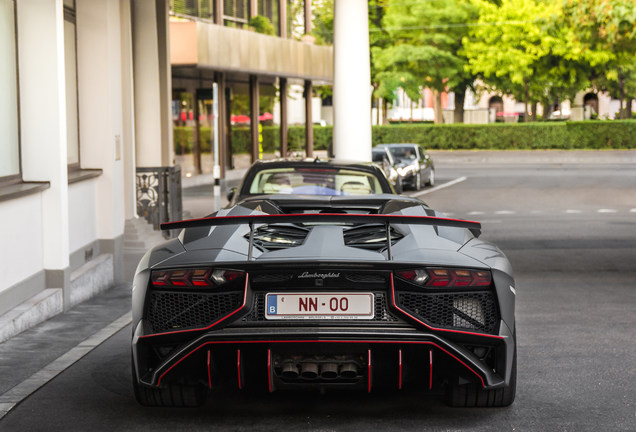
[131, 193, 516, 408]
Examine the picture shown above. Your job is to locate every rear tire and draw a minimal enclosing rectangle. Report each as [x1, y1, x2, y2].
[445, 344, 516, 407]
[132, 358, 206, 407]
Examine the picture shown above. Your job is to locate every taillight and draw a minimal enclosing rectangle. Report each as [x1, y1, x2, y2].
[396, 268, 491, 288]
[151, 269, 244, 288]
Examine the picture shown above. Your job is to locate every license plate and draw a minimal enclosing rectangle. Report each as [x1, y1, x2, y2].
[265, 293, 374, 320]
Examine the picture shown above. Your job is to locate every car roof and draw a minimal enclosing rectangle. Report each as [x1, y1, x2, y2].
[376, 143, 419, 148]
[248, 157, 381, 170]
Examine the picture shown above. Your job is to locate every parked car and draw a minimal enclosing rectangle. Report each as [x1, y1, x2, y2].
[226, 158, 396, 206]
[372, 147, 403, 193]
[375, 143, 434, 190]
[131, 193, 517, 407]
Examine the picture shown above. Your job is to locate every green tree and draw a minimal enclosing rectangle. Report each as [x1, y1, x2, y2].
[563, 0, 636, 118]
[373, 0, 478, 123]
[463, 0, 563, 120]
[312, 0, 333, 45]
[248, 15, 275, 35]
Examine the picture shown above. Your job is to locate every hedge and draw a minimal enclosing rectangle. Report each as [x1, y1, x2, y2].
[372, 120, 636, 150]
[174, 126, 333, 155]
[174, 120, 636, 154]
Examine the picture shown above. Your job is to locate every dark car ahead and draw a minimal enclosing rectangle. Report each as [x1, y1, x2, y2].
[376, 144, 435, 191]
[227, 158, 395, 206]
[372, 147, 403, 193]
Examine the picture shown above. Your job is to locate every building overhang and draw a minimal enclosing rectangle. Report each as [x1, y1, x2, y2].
[170, 21, 333, 83]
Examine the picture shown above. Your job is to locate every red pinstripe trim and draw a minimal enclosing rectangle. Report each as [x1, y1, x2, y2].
[267, 349, 272, 393]
[156, 339, 486, 388]
[398, 349, 403, 390]
[207, 350, 212, 390]
[390, 273, 503, 340]
[367, 350, 372, 393]
[429, 350, 433, 390]
[237, 350, 243, 390]
[140, 274, 249, 338]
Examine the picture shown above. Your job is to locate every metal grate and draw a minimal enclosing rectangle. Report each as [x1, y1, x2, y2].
[343, 224, 403, 251]
[146, 291, 242, 333]
[136, 166, 182, 237]
[396, 291, 499, 334]
[240, 292, 398, 323]
[247, 225, 309, 252]
[345, 273, 386, 283]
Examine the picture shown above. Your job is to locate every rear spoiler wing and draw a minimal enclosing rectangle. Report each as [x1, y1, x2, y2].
[161, 213, 481, 261]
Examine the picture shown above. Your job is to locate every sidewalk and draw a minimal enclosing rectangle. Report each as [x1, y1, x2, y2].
[0, 217, 166, 418]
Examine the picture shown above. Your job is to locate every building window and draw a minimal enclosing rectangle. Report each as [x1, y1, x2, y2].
[0, 0, 20, 179]
[258, 0, 279, 36]
[224, 0, 249, 27]
[64, 0, 80, 166]
[169, 0, 215, 21]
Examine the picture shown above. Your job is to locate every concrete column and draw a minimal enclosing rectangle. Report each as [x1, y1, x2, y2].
[190, 84, 202, 174]
[570, 91, 585, 121]
[279, 0, 286, 38]
[17, 0, 70, 272]
[214, 0, 223, 24]
[250, 0, 257, 20]
[216, 72, 227, 178]
[225, 85, 234, 169]
[119, 0, 137, 219]
[250, 74, 260, 162]
[131, 0, 173, 167]
[304, 80, 313, 157]
[280, 77, 288, 157]
[75, 0, 126, 238]
[332, 0, 371, 161]
[156, 0, 173, 165]
[304, 0, 312, 34]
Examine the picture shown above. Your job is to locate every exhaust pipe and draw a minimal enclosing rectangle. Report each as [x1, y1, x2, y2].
[281, 361, 299, 379]
[300, 362, 319, 379]
[340, 362, 358, 379]
[320, 363, 338, 380]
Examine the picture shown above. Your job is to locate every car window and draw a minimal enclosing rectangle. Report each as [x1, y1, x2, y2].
[388, 146, 416, 160]
[248, 168, 384, 196]
[371, 152, 385, 163]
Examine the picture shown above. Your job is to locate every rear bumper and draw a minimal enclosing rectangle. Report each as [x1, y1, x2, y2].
[132, 323, 513, 392]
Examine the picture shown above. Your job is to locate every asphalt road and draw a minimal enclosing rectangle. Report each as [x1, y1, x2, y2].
[2, 155, 636, 431]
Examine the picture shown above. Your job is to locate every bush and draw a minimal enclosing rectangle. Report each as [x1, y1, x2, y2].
[248, 15, 275, 35]
[174, 120, 636, 155]
[372, 120, 636, 150]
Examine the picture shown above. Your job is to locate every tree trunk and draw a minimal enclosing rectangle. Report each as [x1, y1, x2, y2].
[523, 80, 529, 123]
[454, 90, 465, 124]
[627, 98, 633, 119]
[409, 99, 413, 123]
[382, 98, 388, 125]
[619, 73, 626, 119]
[433, 90, 443, 124]
[531, 101, 537, 122]
[376, 97, 381, 125]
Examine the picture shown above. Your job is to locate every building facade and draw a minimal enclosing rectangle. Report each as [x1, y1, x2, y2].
[168, 0, 334, 177]
[0, 0, 172, 340]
